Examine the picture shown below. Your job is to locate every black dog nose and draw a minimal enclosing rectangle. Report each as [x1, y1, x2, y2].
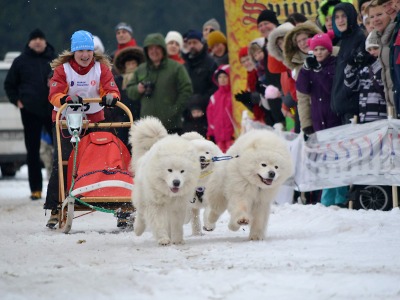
[200, 156, 206, 162]
[173, 180, 180, 187]
[268, 171, 275, 178]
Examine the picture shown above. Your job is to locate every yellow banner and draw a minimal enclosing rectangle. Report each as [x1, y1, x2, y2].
[224, 0, 322, 131]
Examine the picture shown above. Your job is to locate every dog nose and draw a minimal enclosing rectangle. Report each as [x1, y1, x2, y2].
[200, 156, 206, 163]
[173, 179, 180, 187]
[268, 171, 275, 178]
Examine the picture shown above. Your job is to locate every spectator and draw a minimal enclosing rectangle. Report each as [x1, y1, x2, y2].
[184, 94, 208, 137]
[126, 33, 192, 134]
[207, 30, 229, 66]
[182, 29, 218, 137]
[389, 0, 400, 113]
[165, 31, 185, 64]
[206, 65, 234, 153]
[358, 0, 372, 33]
[331, 2, 366, 124]
[344, 30, 387, 123]
[296, 32, 347, 207]
[267, 22, 300, 132]
[380, 0, 398, 20]
[113, 22, 137, 59]
[283, 21, 322, 80]
[202, 18, 221, 40]
[4, 28, 56, 200]
[253, 9, 285, 129]
[112, 46, 145, 143]
[373, 0, 397, 115]
[317, 0, 342, 32]
[44, 30, 120, 228]
[237, 46, 265, 122]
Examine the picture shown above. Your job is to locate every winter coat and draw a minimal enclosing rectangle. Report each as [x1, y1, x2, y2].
[4, 43, 56, 117]
[377, 22, 396, 109]
[331, 3, 366, 117]
[296, 55, 341, 131]
[206, 65, 234, 142]
[126, 33, 193, 132]
[283, 21, 322, 80]
[344, 59, 387, 123]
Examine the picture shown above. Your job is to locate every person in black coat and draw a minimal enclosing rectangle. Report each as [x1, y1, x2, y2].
[182, 30, 218, 136]
[4, 28, 56, 200]
[330, 3, 366, 124]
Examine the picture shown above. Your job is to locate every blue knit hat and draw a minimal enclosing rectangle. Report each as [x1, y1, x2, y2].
[71, 30, 94, 52]
[184, 30, 203, 42]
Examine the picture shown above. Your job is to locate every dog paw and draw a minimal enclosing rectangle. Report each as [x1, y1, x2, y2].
[158, 238, 171, 246]
[237, 218, 249, 225]
[172, 239, 185, 245]
[203, 225, 215, 232]
[249, 234, 265, 241]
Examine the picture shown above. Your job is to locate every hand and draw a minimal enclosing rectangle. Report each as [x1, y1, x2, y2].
[350, 49, 376, 67]
[235, 90, 252, 105]
[302, 126, 315, 141]
[60, 95, 83, 105]
[101, 94, 119, 107]
[304, 55, 321, 72]
[255, 81, 266, 94]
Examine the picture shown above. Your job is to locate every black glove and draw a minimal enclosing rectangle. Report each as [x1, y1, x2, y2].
[101, 94, 119, 107]
[235, 90, 253, 110]
[349, 48, 376, 67]
[60, 95, 83, 105]
[255, 81, 266, 95]
[304, 55, 321, 72]
[303, 126, 315, 142]
[235, 91, 260, 111]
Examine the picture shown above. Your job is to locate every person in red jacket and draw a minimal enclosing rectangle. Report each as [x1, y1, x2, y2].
[44, 30, 120, 229]
[113, 22, 138, 58]
[206, 65, 234, 153]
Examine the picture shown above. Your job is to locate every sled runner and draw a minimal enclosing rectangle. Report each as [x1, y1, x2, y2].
[55, 98, 134, 233]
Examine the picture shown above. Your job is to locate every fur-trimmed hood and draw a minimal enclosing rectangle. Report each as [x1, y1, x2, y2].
[283, 21, 322, 70]
[267, 22, 295, 62]
[113, 46, 145, 74]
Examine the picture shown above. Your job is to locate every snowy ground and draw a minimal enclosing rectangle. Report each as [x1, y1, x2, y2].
[1, 166, 400, 300]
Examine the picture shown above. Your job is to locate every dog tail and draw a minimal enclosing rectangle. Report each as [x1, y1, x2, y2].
[129, 117, 168, 171]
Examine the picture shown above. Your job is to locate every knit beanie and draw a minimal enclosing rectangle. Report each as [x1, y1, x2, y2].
[365, 30, 380, 51]
[207, 30, 227, 49]
[238, 46, 249, 60]
[308, 32, 333, 53]
[257, 9, 280, 26]
[115, 22, 133, 35]
[358, 0, 371, 12]
[203, 18, 221, 31]
[29, 28, 46, 41]
[71, 30, 94, 52]
[185, 29, 203, 42]
[165, 31, 184, 50]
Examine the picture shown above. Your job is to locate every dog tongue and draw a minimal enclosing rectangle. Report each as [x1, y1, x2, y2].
[171, 187, 179, 193]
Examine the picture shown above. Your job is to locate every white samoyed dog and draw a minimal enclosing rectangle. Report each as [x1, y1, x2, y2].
[203, 129, 293, 240]
[129, 117, 201, 246]
[181, 132, 223, 235]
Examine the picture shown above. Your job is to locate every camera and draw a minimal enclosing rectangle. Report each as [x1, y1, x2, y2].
[142, 81, 155, 98]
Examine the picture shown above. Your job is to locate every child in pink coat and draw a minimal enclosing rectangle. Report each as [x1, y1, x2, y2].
[206, 64, 234, 153]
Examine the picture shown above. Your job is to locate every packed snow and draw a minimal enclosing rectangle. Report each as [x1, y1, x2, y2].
[1, 166, 400, 300]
